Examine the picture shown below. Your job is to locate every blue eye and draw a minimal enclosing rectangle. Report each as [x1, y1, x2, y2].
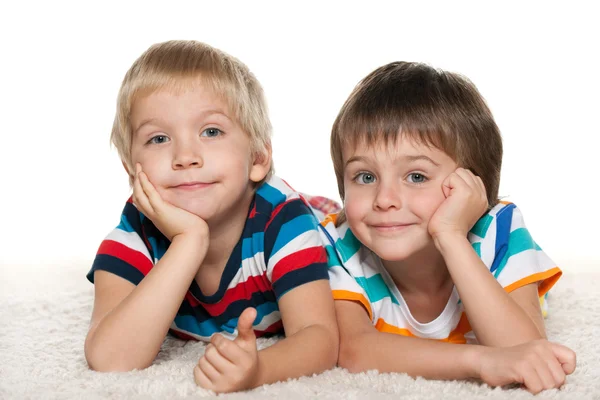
[356, 172, 376, 184]
[201, 127, 223, 138]
[407, 173, 427, 184]
[148, 135, 169, 145]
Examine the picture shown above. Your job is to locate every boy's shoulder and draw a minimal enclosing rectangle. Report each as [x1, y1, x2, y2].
[255, 175, 304, 210]
[469, 200, 521, 241]
[319, 214, 364, 265]
[254, 175, 330, 217]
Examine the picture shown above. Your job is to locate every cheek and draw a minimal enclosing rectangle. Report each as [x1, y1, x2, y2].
[414, 189, 446, 219]
[343, 186, 370, 219]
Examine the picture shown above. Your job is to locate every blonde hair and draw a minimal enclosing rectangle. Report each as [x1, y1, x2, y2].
[111, 40, 273, 185]
[332, 62, 503, 224]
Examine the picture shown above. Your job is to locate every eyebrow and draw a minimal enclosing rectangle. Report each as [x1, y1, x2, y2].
[134, 109, 233, 135]
[345, 154, 440, 168]
[403, 155, 440, 166]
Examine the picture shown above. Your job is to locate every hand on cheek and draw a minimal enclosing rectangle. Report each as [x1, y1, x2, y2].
[428, 167, 488, 239]
[132, 163, 209, 243]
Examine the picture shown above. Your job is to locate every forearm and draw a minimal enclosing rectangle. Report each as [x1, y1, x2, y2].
[85, 235, 204, 371]
[253, 324, 338, 387]
[435, 234, 542, 346]
[340, 330, 483, 380]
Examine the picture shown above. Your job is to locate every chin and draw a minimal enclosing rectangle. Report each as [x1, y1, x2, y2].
[169, 199, 214, 219]
[368, 238, 429, 262]
[372, 248, 412, 262]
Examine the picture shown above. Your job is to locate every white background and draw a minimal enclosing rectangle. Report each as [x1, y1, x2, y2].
[1, 1, 598, 274]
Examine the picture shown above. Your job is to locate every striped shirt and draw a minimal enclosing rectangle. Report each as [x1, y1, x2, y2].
[320, 201, 562, 344]
[87, 176, 330, 341]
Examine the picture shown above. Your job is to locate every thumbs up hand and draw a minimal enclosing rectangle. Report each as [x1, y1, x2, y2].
[193, 307, 261, 393]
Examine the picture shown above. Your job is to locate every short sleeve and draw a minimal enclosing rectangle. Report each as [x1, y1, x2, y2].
[473, 203, 562, 296]
[86, 200, 155, 286]
[320, 215, 374, 321]
[263, 198, 329, 299]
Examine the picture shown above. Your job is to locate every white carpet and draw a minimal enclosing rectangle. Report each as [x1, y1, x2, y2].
[1, 263, 599, 400]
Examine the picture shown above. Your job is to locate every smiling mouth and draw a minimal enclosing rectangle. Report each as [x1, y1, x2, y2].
[371, 224, 413, 232]
[171, 182, 214, 191]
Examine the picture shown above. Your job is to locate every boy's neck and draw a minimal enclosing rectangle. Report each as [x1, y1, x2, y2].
[381, 242, 452, 297]
[201, 187, 256, 269]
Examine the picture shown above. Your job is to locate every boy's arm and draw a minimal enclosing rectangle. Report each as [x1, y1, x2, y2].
[85, 233, 206, 371]
[85, 165, 208, 371]
[436, 235, 544, 346]
[193, 279, 338, 393]
[335, 300, 576, 394]
[253, 279, 338, 385]
[335, 299, 478, 379]
[430, 169, 543, 347]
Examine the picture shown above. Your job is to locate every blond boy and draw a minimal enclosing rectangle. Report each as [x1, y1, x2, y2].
[84, 40, 338, 393]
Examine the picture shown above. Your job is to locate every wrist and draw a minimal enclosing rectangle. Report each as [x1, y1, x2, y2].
[250, 351, 266, 389]
[432, 232, 469, 253]
[462, 345, 485, 379]
[170, 233, 208, 259]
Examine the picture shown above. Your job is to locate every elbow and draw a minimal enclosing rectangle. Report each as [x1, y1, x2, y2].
[327, 328, 340, 369]
[337, 337, 368, 374]
[318, 323, 340, 370]
[84, 334, 152, 372]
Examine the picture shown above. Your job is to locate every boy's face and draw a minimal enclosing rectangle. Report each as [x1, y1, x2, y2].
[129, 84, 269, 224]
[342, 138, 458, 262]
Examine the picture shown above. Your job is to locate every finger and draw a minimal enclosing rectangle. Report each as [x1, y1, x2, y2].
[532, 357, 560, 391]
[474, 175, 487, 197]
[455, 168, 487, 210]
[133, 165, 154, 215]
[454, 168, 479, 190]
[137, 168, 163, 211]
[551, 343, 577, 375]
[204, 340, 236, 372]
[521, 364, 544, 395]
[211, 333, 247, 364]
[543, 352, 567, 388]
[235, 307, 257, 344]
[193, 365, 214, 390]
[441, 172, 460, 198]
[197, 355, 221, 383]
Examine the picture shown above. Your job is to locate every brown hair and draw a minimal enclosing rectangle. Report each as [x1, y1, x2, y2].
[111, 40, 273, 185]
[331, 61, 502, 219]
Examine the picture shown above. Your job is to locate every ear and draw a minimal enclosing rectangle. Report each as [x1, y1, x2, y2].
[249, 144, 272, 183]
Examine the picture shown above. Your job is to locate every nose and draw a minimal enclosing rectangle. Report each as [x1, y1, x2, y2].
[373, 180, 402, 211]
[172, 142, 203, 170]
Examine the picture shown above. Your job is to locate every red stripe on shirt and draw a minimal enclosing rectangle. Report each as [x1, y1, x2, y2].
[271, 246, 327, 283]
[249, 203, 257, 218]
[265, 199, 298, 230]
[201, 274, 273, 316]
[184, 292, 200, 307]
[97, 240, 153, 276]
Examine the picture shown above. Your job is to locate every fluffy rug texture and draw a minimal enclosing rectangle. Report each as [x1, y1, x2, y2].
[1, 264, 598, 400]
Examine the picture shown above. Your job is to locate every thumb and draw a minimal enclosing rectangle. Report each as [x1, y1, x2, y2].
[441, 173, 454, 198]
[551, 342, 577, 375]
[235, 307, 257, 344]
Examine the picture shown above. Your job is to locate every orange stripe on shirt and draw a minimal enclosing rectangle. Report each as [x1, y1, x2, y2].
[503, 267, 562, 297]
[374, 313, 471, 344]
[332, 290, 373, 321]
[320, 213, 339, 227]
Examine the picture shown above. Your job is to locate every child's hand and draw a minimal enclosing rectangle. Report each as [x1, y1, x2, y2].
[194, 307, 260, 393]
[132, 163, 209, 242]
[476, 339, 576, 394]
[428, 168, 488, 240]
